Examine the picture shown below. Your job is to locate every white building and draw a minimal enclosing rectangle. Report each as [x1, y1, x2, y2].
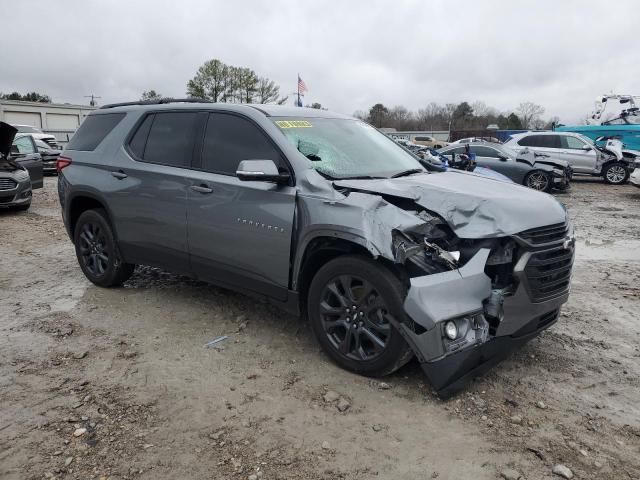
[0, 100, 96, 145]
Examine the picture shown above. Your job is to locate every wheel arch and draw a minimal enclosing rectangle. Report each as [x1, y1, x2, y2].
[293, 232, 383, 315]
[67, 190, 117, 239]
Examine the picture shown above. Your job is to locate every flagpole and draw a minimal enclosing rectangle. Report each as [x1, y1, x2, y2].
[297, 73, 300, 107]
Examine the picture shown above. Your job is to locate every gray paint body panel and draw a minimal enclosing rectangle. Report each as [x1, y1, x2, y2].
[334, 170, 567, 239]
[59, 104, 573, 395]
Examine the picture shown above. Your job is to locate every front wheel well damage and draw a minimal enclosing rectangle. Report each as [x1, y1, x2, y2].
[296, 237, 404, 317]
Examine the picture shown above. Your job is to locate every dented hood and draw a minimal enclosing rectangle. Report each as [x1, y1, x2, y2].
[334, 171, 567, 239]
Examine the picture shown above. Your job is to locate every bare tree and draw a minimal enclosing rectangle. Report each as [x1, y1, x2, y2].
[517, 102, 545, 129]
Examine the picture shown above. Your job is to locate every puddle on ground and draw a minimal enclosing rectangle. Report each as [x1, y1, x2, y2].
[575, 239, 640, 262]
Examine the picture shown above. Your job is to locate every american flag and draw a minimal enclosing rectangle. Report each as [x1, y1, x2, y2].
[298, 75, 308, 94]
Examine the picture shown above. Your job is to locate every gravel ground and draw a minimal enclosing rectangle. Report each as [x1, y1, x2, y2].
[1, 176, 639, 480]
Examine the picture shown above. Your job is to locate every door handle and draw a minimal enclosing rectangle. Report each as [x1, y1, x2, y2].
[191, 184, 213, 194]
[111, 170, 128, 180]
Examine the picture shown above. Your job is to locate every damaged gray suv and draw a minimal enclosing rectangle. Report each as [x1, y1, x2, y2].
[58, 100, 575, 397]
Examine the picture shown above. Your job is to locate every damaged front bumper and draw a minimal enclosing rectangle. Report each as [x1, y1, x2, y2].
[400, 240, 573, 398]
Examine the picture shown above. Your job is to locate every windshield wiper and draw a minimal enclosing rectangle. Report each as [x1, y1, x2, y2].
[390, 168, 425, 178]
[305, 153, 322, 161]
[338, 175, 387, 180]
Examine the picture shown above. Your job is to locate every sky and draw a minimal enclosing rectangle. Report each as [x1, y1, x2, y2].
[1, 0, 638, 124]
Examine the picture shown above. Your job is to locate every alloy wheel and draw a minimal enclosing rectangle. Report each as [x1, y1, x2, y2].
[527, 172, 549, 191]
[318, 275, 392, 361]
[606, 165, 627, 184]
[78, 221, 109, 277]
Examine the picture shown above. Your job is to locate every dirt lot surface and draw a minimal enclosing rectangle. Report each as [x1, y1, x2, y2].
[1, 177, 639, 480]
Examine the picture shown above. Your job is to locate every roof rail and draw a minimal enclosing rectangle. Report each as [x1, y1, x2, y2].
[99, 98, 212, 109]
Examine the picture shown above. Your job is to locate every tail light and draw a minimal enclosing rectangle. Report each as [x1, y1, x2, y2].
[56, 155, 72, 173]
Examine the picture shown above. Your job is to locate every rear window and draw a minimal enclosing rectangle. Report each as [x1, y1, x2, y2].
[66, 113, 125, 151]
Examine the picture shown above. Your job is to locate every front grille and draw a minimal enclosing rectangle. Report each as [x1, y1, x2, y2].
[0, 193, 15, 203]
[0, 178, 17, 190]
[518, 222, 568, 246]
[524, 247, 573, 301]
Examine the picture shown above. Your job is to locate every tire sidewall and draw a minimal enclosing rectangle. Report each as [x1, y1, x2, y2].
[603, 162, 629, 185]
[307, 255, 412, 376]
[74, 209, 124, 287]
[525, 170, 552, 192]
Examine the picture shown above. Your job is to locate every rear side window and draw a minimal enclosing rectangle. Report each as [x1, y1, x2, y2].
[518, 135, 561, 148]
[445, 146, 466, 155]
[471, 146, 500, 157]
[66, 113, 125, 151]
[139, 112, 199, 168]
[128, 114, 154, 159]
[201, 113, 283, 175]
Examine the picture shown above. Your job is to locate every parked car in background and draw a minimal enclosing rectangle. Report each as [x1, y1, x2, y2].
[452, 137, 502, 144]
[438, 141, 569, 192]
[0, 122, 34, 211]
[11, 124, 59, 149]
[411, 135, 449, 149]
[414, 147, 512, 182]
[34, 138, 62, 174]
[503, 131, 634, 185]
[11, 133, 43, 189]
[57, 100, 574, 397]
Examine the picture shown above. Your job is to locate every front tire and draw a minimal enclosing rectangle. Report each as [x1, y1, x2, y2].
[74, 209, 134, 287]
[307, 255, 413, 377]
[524, 170, 552, 192]
[602, 162, 629, 185]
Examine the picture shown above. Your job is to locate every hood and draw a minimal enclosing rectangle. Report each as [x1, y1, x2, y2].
[0, 121, 17, 158]
[334, 171, 567, 239]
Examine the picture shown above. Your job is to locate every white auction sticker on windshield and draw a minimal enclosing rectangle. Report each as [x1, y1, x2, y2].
[275, 120, 312, 128]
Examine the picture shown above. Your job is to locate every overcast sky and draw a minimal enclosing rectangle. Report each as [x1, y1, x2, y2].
[2, 0, 638, 123]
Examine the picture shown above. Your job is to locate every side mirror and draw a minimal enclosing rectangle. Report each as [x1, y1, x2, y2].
[498, 156, 508, 161]
[236, 159, 289, 184]
[582, 145, 592, 151]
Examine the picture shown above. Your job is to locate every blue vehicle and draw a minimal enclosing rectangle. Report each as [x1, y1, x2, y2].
[555, 94, 640, 153]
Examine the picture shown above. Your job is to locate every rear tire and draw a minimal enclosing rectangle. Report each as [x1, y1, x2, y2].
[602, 162, 629, 185]
[307, 255, 413, 377]
[73, 209, 135, 287]
[524, 170, 552, 192]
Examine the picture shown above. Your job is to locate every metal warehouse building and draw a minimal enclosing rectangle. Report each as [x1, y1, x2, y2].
[0, 99, 96, 145]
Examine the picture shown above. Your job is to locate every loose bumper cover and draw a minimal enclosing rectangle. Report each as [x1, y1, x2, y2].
[400, 244, 573, 398]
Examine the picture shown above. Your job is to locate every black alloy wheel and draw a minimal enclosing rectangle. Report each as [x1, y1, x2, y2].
[307, 255, 413, 377]
[74, 209, 135, 287]
[78, 221, 110, 277]
[319, 274, 392, 361]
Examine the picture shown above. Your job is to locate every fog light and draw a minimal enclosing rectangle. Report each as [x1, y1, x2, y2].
[444, 321, 458, 340]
